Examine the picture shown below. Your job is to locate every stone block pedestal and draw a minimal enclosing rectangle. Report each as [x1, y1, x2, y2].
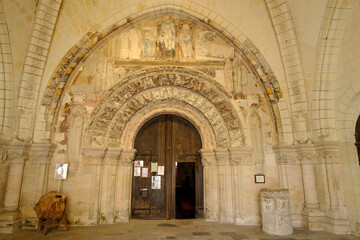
[260, 188, 293, 236]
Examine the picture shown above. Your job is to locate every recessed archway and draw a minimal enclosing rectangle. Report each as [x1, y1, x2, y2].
[131, 114, 203, 220]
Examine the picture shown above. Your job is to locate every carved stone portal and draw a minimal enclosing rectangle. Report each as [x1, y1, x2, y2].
[260, 188, 293, 236]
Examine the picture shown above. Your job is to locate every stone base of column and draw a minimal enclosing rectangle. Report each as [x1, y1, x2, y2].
[323, 216, 350, 234]
[322, 209, 350, 234]
[0, 210, 22, 233]
[355, 222, 360, 236]
[301, 207, 324, 230]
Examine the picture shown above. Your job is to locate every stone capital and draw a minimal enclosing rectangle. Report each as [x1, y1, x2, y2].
[229, 147, 253, 165]
[104, 148, 122, 165]
[27, 143, 57, 165]
[199, 149, 216, 166]
[120, 149, 137, 165]
[214, 148, 230, 166]
[294, 144, 319, 165]
[314, 142, 340, 164]
[273, 144, 298, 165]
[82, 146, 107, 165]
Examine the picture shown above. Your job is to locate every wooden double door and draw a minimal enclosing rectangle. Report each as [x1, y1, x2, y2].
[131, 115, 203, 219]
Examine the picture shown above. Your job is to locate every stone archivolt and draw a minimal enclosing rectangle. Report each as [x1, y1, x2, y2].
[85, 66, 243, 148]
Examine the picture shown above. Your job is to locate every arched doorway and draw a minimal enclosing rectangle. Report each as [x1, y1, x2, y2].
[131, 114, 203, 219]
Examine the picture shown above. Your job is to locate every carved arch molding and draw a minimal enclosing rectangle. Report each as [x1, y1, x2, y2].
[42, 6, 285, 148]
[85, 66, 243, 149]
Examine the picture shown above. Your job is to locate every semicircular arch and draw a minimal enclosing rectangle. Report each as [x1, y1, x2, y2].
[42, 2, 285, 145]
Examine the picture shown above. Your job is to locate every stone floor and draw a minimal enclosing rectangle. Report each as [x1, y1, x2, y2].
[0, 219, 359, 240]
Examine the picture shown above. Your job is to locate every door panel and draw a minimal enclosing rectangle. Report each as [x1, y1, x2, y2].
[131, 115, 203, 219]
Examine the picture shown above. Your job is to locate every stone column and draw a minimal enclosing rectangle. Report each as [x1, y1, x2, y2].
[215, 148, 233, 223]
[21, 144, 56, 218]
[0, 143, 29, 233]
[296, 144, 323, 230]
[316, 142, 349, 234]
[229, 147, 252, 225]
[99, 148, 121, 224]
[114, 149, 136, 222]
[273, 145, 297, 189]
[260, 188, 293, 236]
[82, 147, 107, 222]
[0, 141, 10, 212]
[3, 143, 30, 212]
[200, 149, 219, 222]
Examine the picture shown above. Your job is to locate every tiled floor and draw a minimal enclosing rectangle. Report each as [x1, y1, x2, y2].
[0, 219, 359, 240]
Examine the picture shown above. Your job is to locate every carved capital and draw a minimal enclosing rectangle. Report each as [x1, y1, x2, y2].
[199, 149, 216, 166]
[82, 146, 107, 165]
[104, 148, 122, 165]
[229, 147, 253, 165]
[214, 148, 230, 165]
[0, 150, 8, 165]
[7, 142, 30, 164]
[315, 142, 340, 164]
[27, 143, 56, 165]
[273, 145, 298, 165]
[121, 149, 137, 165]
[294, 144, 318, 165]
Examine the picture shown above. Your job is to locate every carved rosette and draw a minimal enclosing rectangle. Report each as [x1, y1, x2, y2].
[120, 149, 137, 166]
[260, 188, 293, 236]
[199, 149, 216, 166]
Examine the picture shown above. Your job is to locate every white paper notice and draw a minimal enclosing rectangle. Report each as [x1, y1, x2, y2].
[152, 176, 161, 189]
[54, 164, 68, 179]
[134, 167, 141, 176]
[158, 166, 164, 175]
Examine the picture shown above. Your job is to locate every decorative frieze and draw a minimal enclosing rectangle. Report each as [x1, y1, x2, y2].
[85, 67, 243, 148]
[273, 145, 298, 165]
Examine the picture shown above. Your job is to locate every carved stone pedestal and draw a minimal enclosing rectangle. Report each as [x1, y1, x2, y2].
[260, 188, 293, 236]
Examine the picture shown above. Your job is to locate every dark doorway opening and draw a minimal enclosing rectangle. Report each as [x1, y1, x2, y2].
[175, 162, 195, 219]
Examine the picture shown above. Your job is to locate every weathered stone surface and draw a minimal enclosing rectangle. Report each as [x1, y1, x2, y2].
[260, 188, 293, 236]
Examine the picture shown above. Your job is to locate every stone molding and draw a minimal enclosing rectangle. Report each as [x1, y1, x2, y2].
[119, 102, 217, 149]
[314, 142, 341, 164]
[229, 147, 253, 165]
[0, 1, 14, 140]
[215, 148, 230, 166]
[85, 67, 242, 148]
[295, 144, 320, 165]
[27, 143, 56, 165]
[273, 145, 298, 165]
[312, 0, 352, 140]
[199, 149, 216, 166]
[120, 149, 137, 166]
[82, 147, 107, 165]
[41, 2, 284, 147]
[265, 0, 310, 145]
[16, 0, 63, 141]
